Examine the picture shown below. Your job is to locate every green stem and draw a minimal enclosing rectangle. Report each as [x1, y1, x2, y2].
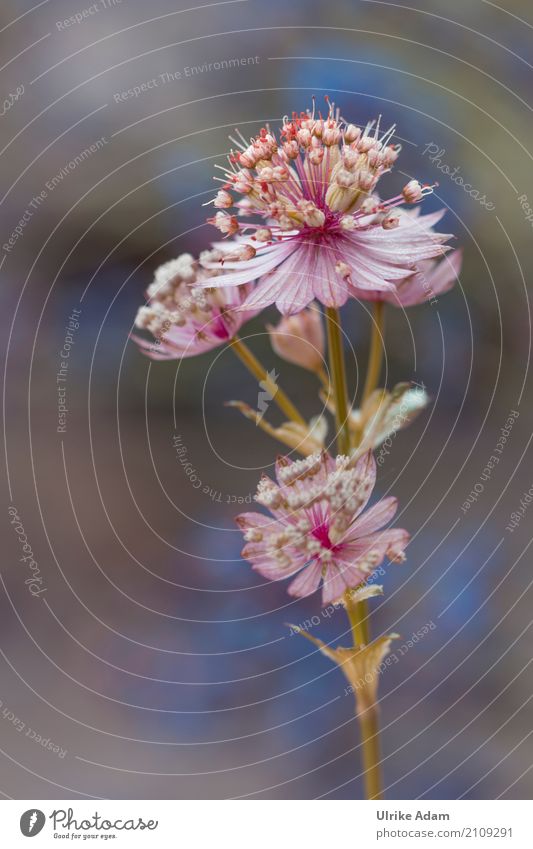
[351, 299, 386, 652]
[352, 300, 387, 801]
[230, 336, 306, 427]
[317, 365, 330, 391]
[324, 307, 351, 456]
[344, 590, 370, 646]
[361, 300, 386, 408]
[358, 704, 383, 800]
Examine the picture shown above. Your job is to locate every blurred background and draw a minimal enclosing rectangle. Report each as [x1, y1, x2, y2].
[1, 0, 532, 800]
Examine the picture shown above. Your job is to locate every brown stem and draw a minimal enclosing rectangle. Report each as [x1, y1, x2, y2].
[350, 300, 387, 800]
[230, 336, 306, 426]
[358, 703, 383, 800]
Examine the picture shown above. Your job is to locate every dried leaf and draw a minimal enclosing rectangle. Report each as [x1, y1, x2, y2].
[292, 627, 399, 712]
[345, 584, 384, 604]
[361, 382, 429, 448]
[322, 381, 429, 451]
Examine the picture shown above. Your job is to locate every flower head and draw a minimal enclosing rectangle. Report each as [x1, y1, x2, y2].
[267, 303, 325, 372]
[236, 450, 409, 605]
[133, 251, 258, 359]
[203, 98, 455, 315]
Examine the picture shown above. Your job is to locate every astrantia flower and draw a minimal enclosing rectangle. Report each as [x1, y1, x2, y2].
[203, 98, 455, 315]
[133, 251, 257, 359]
[236, 450, 409, 605]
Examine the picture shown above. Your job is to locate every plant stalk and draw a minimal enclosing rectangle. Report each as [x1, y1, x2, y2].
[344, 590, 370, 646]
[324, 307, 351, 456]
[230, 336, 306, 426]
[358, 704, 384, 800]
[353, 300, 387, 800]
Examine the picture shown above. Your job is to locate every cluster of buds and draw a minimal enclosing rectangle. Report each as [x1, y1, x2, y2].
[134, 256, 217, 336]
[133, 252, 258, 358]
[280, 106, 344, 151]
[324, 123, 400, 215]
[135, 254, 200, 338]
[134, 300, 175, 339]
[206, 98, 430, 252]
[234, 127, 278, 169]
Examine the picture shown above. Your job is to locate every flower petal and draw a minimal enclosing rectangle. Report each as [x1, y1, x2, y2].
[390, 248, 462, 307]
[201, 241, 298, 288]
[287, 561, 323, 598]
[345, 496, 399, 540]
[322, 565, 352, 606]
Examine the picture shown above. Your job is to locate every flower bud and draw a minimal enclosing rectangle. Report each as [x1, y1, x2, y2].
[382, 145, 400, 167]
[268, 305, 325, 372]
[357, 136, 375, 153]
[335, 260, 351, 279]
[340, 215, 356, 231]
[208, 211, 239, 236]
[255, 227, 273, 242]
[336, 168, 357, 188]
[367, 148, 384, 168]
[258, 166, 274, 181]
[342, 149, 359, 170]
[273, 165, 290, 181]
[233, 169, 253, 194]
[214, 189, 233, 208]
[297, 128, 312, 147]
[382, 214, 400, 230]
[358, 171, 377, 192]
[360, 197, 379, 214]
[238, 147, 257, 168]
[298, 201, 326, 228]
[344, 124, 361, 144]
[283, 140, 299, 159]
[402, 179, 423, 203]
[309, 147, 325, 166]
[323, 125, 341, 146]
[278, 215, 294, 231]
[223, 244, 256, 262]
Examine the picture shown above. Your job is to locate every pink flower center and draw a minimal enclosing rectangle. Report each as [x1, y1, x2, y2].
[300, 209, 340, 239]
[311, 520, 335, 550]
[210, 312, 232, 340]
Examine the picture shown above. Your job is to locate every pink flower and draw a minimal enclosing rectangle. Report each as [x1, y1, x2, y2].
[133, 251, 258, 359]
[236, 451, 409, 606]
[202, 99, 455, 315]
[267, 303, 325, 372]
